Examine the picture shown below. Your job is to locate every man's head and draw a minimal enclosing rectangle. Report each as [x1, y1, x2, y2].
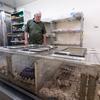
[34, 11, 41, 22]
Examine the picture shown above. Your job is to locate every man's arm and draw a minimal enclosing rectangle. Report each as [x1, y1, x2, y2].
[24, 20, 30, 45]
[24, 32, 28, 45]
[43, 34, 47, 45]
[42, 23, 47, 45]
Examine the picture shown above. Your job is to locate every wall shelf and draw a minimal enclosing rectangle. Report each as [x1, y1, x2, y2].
[51, 12, 84, 47]
[11, 16, 24, 20]
[43, 12, 84, 46]
[12, 22, 24, 26]
[11, 40, 24, 43]
[52, 29, 82, 33]
[10, 11, 25, 45]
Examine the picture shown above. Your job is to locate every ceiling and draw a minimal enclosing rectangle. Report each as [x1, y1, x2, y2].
[0, 0, 35, 8]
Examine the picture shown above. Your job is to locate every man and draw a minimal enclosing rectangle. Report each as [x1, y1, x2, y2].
[24, 12, 47, 45]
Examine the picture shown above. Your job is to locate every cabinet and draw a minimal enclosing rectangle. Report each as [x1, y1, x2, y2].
[44, 12, 84, 46]
[9, 10, 31, 45]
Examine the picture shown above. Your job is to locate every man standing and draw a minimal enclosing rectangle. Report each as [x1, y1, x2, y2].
[24, 12, 46, 45]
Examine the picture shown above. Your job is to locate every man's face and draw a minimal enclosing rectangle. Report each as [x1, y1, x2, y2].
[34, 13, 41, 22]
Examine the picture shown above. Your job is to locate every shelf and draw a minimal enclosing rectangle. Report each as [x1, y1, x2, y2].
[11, 16, 23, 20]
[49, 13, 84, 46]
[8, 34, 23, 37]
[11, 11, 23, 16]
[12, 23, 24, 26]
[52, 17, 82, 23]
[52, 13, 83, 23]
[46, 33, 55, 37]
[11, 40, 24, 43]
[52, 29, 82, 33]
[10, 10, 28, 45]
[12, 30, 24, 33]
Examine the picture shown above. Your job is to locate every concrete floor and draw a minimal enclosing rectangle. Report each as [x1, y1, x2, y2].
[0, 91, 13, 100]
[0, 81, 34, 100]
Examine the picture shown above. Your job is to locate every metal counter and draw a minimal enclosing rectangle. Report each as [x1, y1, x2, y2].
[0, 45, 100, 100]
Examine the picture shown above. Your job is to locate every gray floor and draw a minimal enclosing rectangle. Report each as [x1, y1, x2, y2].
[0, 91, 13, 100]
[0, 82, 34, 100]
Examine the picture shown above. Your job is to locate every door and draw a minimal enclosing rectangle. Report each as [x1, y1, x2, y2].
[0, 11, 11, 46]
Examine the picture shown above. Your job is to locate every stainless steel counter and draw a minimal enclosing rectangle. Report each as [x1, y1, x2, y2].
[0, 45, 100, 100]
[0, 45, 100, 65]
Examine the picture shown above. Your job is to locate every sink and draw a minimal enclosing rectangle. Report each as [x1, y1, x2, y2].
[51, 47, 87, 60]
[20, 45, 54, 52]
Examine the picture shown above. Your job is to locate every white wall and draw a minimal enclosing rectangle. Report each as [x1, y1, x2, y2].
[18, 0, 100, 52]
[0, 4, 14, 13]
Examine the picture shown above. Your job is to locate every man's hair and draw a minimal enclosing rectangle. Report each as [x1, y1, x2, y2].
[34, 11, 41, 17]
